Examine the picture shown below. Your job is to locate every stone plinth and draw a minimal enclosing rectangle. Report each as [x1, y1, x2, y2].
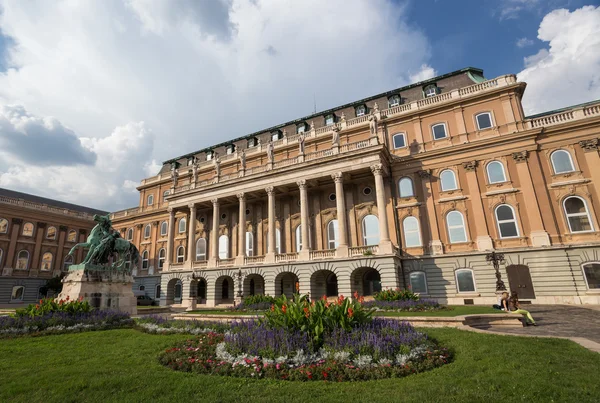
[57, 264, 137, 315]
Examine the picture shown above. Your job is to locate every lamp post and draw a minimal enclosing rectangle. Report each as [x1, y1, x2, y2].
[486, 251, 507, 292]
[237, 269, 243, 299]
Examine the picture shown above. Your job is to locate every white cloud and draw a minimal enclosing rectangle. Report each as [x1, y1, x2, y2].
[0, 0, 433, 211]
[518, 6, 600, 115]
[408, 64, 437, 83]
[516, 37, 534, 48]
[498, 0, 540, 20]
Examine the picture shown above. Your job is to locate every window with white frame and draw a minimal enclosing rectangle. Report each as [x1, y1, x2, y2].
[46, 226, 57, 240]
[163, 190, 169, 202]
[487, 161, 507, 184]
[388, 95, 400, 107]
[324, 114, 335, 126]
[147, 194, 154, 206]
[144, 224, 151, 239]
[432, 123, 447, 140]
[424, 84, 438, 97]
[160, 221, 168, 236]
[327, 220, 339, 249]
[295, 225, 302, 252]
[196, 238, 207, 260]
[455, 269, 476, 292]
[178, 218, 186, 233]
[447, 211, 467, 243]
[362, 214, 380, 246]
[16, 250, 29, 270]
[563, 196, 594, 233]
[495, 205, 519, 238]
[266, 229, 281, 254]
[0, 217, 7, 233]
[126, 228, 134, 241]
[11, 285, 25, 302]
[475, 112, 493, 130]
[158, 248, 166, 269]
[355, 105, 366, 117]
[218, 235, 229, 259]
[398, 177, 414, 198]
[297, 123, 306, 134]
[67, 230, 77, 242]
[440, 169, 458, 191]
[409, 271, 427, 294]
[582, 262, 600, 289]
[176, 246, 185, 263]
[403, 216, 422, 247]
[551, 150, 575, 174]
[22, 222, 34, 237]
[246, 232, 254, 257]
[392, 133, 406, 149]
[141, 250, 149, 269]
[41, 252, 53, 271]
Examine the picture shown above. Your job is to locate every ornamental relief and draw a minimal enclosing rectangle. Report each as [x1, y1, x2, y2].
[552, 184, 592, 203]
[439, 199, 468, 216]
[320, 208, 337, 222]
[397, 205, 422, 220]
[218, 225, 229, 236]
[354, 202, 377, 220]
[486, 192, 520, 213]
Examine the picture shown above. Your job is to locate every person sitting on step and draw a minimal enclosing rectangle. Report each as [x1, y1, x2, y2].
[501, 291, 537, 326]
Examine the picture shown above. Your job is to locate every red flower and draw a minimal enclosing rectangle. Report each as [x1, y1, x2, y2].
[66, 295, 70, 301]
[321, 295, 327, 301]
[325, 301, 330, 308]
[322, 371, 328, 379]
[304, 307, 310, 318]
[281, 305, 287, 313]
[337, 295, 344, 305]
[359, 296, 365, 304]
[295, 282, 300, 292]
[347, 308, 354, 318]
[270, 304, 275, 312]
[79, 296, 84, 301]
[35, 304, 40, 309]
[353, 291, 359, 299]
[39, 299, 43, 304]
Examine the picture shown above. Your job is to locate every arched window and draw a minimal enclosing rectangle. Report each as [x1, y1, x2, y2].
[144, 224, 151, 239]
[424, 84, 438, 97]
[178, 218, 186, 233]
[403, 216, 422, 247]
[16, 250, 30, 270]
[582, 262, 600, 289]
[218, 235, 229, 259]
[392, 133, 406, 149]
[0, 217, 8, 233]
[266, 229, 282, 254]
[447, 211, 467, 243]
[409, 271, 427, 294]
[139, 285, 145, 291]
[160, 221, 168, 236]
[41, 252, 53, 271]
[563, 196, 594, 233]
[126, 228, 134, 241]
[176, 246, 185, 263]
[495, 205, 519, 238]
[63, 255, 73, 271]
[158, 248, 166, 269]
[46, 226, 57, 240]
[68, 230, 77, 242]
[11, 286, 25, 302]
[388, 95, 401, 107]
[432, 123, 447, 140]
[327, 220, 339, 249]
[163, 190, 169, 202]
[398, 177, 414, 198]
[455, 269, 476, 293]
[551, 150, 575, 174]
[362, 214, 380, 246]
[22, 222, 34, 237]
[295, 225, 302, 252]
[141, 250, 149, 269]
[475, 112, 493, 130]
[440, 170, 458, 191]
[196, 238, 207, 260]
[147, 194, 154, 206]
[246, 232, 254, 256]
[486, 161, 506, 184]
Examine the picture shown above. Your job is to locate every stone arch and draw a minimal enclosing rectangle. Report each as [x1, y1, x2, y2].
[351, 266, 382, 297]
[274, 271, 299, 298]
[166, 278, 183, 305]
[244, 273, 265, 296]
[215, 275, 235, 305]
[310, 269, 339, 299]
[189, 276, 208, 304]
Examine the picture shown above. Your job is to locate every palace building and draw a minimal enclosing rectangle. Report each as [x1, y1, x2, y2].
[109, 67, 600, 308]
[0, 188, 107, 305]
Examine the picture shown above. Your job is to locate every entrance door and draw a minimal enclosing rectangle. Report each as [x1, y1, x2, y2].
[506, 264, 536, 299]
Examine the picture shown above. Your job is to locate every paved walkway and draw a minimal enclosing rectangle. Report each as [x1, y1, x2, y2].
[484, 305, 600, 344]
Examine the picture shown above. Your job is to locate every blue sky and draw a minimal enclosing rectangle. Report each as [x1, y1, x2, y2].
[0, 0, 598, 210]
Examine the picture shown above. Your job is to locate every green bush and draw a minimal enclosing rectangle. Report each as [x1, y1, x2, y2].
[15, 297, 93, 318]
[242, 294, 275, 306]
[374, 288, 419, 302]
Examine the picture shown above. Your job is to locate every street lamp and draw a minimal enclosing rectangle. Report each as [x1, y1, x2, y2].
[486, 251, 507, 291]
[237, 269, 243, 299]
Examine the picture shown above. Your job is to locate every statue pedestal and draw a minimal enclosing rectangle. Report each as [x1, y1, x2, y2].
[57, 264, 137, 315]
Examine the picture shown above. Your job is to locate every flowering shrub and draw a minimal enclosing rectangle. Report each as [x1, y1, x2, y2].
[0, 310, 132, 337]
[363, 299, 443, 312]
[15, 296, 92, 318]
[136, 315, 230, 334]
[374, 288, 419, 302]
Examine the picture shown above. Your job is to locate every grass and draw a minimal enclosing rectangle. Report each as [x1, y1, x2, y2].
[1, 328, 598, 402]
[185, 305, 502, 317]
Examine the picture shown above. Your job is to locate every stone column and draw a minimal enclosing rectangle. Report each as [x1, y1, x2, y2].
[462, 161, 493, 251]
[332, 172, 349, 257]
[187, 203, 197, 264]
[370, 163, 393, 253]
[265, 187, 276, 263]
[165, 208, 175, 268]
[512, 151, 551, 246]
[5, 218, 22, 272]
[236, 193, 246, 266]
[298, 180, 311, 260]
[210, 199, 220, 265]
[579, 139, 600, 207]
[54, 225, 67, 275]
[31, 222, 47, 272]
[418, 170, 443, 255]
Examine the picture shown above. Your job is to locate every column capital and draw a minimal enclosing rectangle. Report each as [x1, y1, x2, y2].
[331, 172, 344, 183]
[211, 198, 219, 206]
[579, 138, 599, 153]
[462, 161, 478, 172]
[370, 163, 383, 176]
[59, 225, 68, 232]
[188, 203, 196, 209]
[167, 207, 175, 214]
[153, 221, 159, 226]
[136, 223, 143, 230]
[237, 192, 245, 201]
[265, 186, 274, 195]
[36, 221, 47, 229]
[12, 217, 23, 225]
[417, 169, 431, 179]
[512, 151, 528, 163]
[297, 179, 307, 189]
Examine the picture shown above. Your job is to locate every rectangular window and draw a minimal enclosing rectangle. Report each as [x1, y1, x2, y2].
[583, 263, 600, 289]
[325, 114, 335, 126]
[392, 133, 406, 149]
[432, 124, 447, 140]
[476, 113, 493, 130]
[409, 272, 427, 294]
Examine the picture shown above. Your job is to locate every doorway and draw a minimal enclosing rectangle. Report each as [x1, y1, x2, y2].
[505, 264, 536, 299]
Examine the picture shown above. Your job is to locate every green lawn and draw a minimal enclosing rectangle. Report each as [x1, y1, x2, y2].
[1, 328, 598, 402]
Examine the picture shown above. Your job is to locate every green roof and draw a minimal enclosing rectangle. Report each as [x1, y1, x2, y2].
[526, 99, 600, 119]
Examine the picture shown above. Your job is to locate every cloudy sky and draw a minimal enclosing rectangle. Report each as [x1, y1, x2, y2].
[0, 0, 599, 212]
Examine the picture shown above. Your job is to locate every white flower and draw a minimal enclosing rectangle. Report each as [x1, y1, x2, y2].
[353, 355, 373, 368]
